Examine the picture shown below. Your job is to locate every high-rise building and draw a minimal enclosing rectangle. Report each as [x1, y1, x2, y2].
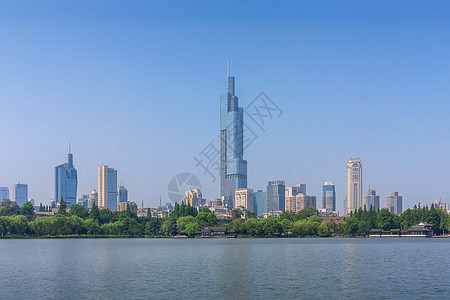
[0, 187, 9, 201]
[386, 192, 402, 214]
[253, 190, 266, 216]
[286, 194, 316, 212]
[363, 187, 380, 210]
[88, 189, 98, 208]
[13, 183, 28, 206]
[235, 188, 253, 211]
[54, 150, 78, 205]
[77, 194, 89, 208]
[98, 165, 118, 211]
[118, 185, 128, 207]
[285, 184, 306, 197]
[322, 182, 336, 211]
[346, 158, 362, 215]
[184, 189, 202, 207]
[220, 59, 247, 207]
[267, 180, 285, 212]
[119, 201, 138, 213]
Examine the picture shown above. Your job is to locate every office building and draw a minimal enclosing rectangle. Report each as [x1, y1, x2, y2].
[267, 180, 285, 212]
[54, 150, 78, 205]
[98, 165, 118, 211]
[286, 194, 316, 212]
[0, 187, 9, 201]
[119, 201, 138, 213]
[346, 158, 362, 215]
[77, 194, 89, 208]
[184, 189, 202, 207]
[220, 59, 247, 207]
[253, 190, 266, 216]
[285, 184, 306, 197]
[118, 185, 128, 207]
[235, 188, 253, 211]
[13, 183, 28, 206]
[363, 187, 380, 210]
[386, 192, 403, 215]
[322, 182, 336, 211]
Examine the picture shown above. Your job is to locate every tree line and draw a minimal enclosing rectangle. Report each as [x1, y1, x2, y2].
[0, 199, 448, 238]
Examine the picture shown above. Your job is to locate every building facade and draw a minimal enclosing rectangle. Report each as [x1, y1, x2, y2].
[88, 189, 98, 208]
[267, 180, 285, 212]
[234, 188, 253, 211]
[220, 60, 247, 208]
[363, 187, 380, 210]
[118, 185, 128, 207]
[0, 187, 9, 201]
[54, 151, 78, 205]
[119, 201, 138, 213]
[77, 194, 89, 208]
[286, 194, 316, 212]
[184, 189, 202, 207]
[386, 192, 402, 214]
[346, 158, 362, 215]
[98, 165, 118, 211]
[285, 184, 306, 197]
[13, 183, 28, 206]
[253, 190, 266, 216]
[322, 182, 336, 211]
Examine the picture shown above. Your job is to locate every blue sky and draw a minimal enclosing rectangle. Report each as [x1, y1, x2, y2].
[1, 1, 449, 212]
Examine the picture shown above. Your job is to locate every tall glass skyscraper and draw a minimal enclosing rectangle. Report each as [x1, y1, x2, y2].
[322, 182, 336, 211]
[220, 59, 247, 207]
[54, 151, 78, 205]
[0, 187, 9, 201]
[267, 180, 285, 212]
[253, 190, 267, 216]
[13, 183, 28, 206]
[363, 187, 380, 210]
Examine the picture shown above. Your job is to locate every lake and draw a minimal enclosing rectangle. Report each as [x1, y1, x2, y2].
[0, 238, 449, 299]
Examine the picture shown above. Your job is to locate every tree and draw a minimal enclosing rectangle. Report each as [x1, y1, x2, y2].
[58, 198, 67, 215]
[0, 199, 21, 216]
[318, 222, 331, 237]
[231, 208, 243, 219]
[145, 218, 161, 236]
[89, 203, 100, 221]
[0, 216, 11, 236]
[21, 201, 35, 215]
[39, 203, 44, 212]
[246, 211, 258, 219]
[99, 209, 114, 224]
[69, 204, 89, 219]
[281, 219, 293, 234]
[185, 222, 200, 237]
[177, 216, 196, 231]
[10, 215, 28, 235]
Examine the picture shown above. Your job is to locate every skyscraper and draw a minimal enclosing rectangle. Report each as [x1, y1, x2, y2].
[322, 182, 336, 211]
[0, 187, 9, 201]
[285, 184, 306, 197]
[267, 180, 285, 212]
[253, 190, 266, 217]
[386, 192, 403, 214]
[118, 185, 128, 207]
[98, 165, 118, 211]
[363, 187, 380, 210]
[346, 158, 362, 215]
[54, 150, 78, 205]
[184, 189, 202, 207]
[220, 59, 247, 207]
[13, 183, 28, 206]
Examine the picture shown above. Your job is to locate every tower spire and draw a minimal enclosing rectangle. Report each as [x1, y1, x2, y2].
[227, 51, 230, 92]
[69, 142, 71, 154]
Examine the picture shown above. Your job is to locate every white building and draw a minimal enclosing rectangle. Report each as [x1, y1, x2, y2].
[346, 158, 362, 215]
[235, 188, 254, 211]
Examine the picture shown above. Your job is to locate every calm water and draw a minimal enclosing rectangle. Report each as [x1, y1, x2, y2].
[1, 238, 449, 299]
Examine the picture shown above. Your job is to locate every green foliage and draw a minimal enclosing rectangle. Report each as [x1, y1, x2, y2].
[177, 216, 196, 231]
[0, 199, 21, 216]
[145, 218, 161, 236]
[246, 211, 258, 219]
[171, 202, 198, 219]
[69, 204, 89, 219]
[58, 199, 67, 215]
[89, 203, 100, 221]
[21, 201, 35, 215]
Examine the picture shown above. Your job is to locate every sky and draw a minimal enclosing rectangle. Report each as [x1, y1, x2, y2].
[0, 1, 449, 213]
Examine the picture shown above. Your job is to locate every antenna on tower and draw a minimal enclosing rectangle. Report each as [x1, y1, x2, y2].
[69, 142, 71, 154]
[142, 200, 144, 209]
[160, 195, 162, 207]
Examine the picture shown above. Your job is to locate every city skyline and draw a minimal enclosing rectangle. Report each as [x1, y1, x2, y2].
[1, 2, 450, 212]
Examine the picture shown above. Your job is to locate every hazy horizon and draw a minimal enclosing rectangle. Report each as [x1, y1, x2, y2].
[1, 1, 450, 213]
